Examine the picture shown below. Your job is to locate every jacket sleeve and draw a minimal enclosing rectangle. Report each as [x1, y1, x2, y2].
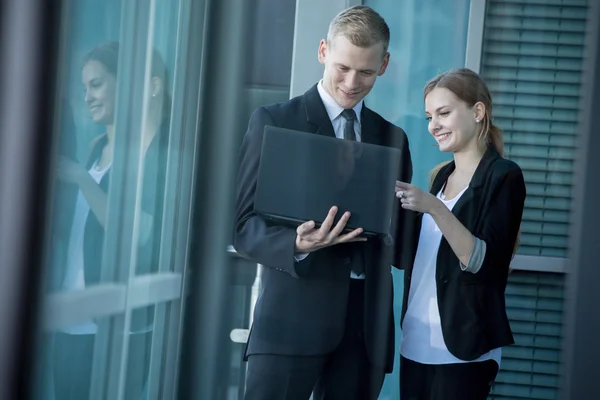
[392, 129, 419, 270]
[475, 165, 526, 280]
[233, 107, 311, 278]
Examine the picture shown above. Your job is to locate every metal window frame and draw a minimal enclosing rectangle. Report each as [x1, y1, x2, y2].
[510, 255, 566, 273]
[175, 0, 252, 398]
[560, 0, 600, 397]
[156, 0, 209, 397]
[464, 0, 487, 73]
[88, 2, 157, 398]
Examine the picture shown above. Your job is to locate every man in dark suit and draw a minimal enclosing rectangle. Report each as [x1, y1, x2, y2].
[234, 5, 413, 399]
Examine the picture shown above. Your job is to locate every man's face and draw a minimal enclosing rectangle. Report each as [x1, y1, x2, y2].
[318, 35, 389, 109]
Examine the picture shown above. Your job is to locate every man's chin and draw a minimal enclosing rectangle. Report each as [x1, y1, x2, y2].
[336, 97, 359, 109]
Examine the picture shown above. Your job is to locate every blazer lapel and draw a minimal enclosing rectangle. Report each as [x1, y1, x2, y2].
[360, 106, 388, 274]
[439, 146, 500, 220]
[431, 161, 454, 195]
[360, 106, 383, 146]
[303, 84, 336, 138]
[451, 185, 477, 218]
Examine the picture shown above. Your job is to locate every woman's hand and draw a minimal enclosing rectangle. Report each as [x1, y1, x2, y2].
[395, 181, 441, 214]
[56, 156, 87, 184]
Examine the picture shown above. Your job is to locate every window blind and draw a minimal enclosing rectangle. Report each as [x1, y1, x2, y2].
[490, 271, 565, 400]
[480, 0, 588, 258]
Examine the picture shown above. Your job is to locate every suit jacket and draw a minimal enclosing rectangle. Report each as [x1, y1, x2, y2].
[400, 146, 526, 361]
[233, 84, 413, 372]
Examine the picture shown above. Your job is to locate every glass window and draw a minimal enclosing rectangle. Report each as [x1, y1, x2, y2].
[363, 0, 471, 397]
[36, 0, 204, 398]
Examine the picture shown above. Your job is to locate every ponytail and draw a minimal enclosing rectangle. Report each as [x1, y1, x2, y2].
[479, 112, 504, 157]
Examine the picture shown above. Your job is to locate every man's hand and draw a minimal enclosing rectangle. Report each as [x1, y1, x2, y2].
[295, 206, 367, 253]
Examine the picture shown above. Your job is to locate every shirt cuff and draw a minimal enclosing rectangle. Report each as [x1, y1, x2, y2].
[294, 252, 309, 262]
[460, 236, 486, 274]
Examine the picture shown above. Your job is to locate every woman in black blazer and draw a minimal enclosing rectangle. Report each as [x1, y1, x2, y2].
[394, 68, 526, 400]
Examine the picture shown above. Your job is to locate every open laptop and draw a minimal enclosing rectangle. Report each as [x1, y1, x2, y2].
[253, 125, 401, 237]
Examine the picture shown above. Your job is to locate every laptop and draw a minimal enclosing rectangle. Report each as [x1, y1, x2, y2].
[253, 125, 401, 237]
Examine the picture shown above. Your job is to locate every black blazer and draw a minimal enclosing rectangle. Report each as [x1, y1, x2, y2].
[82, 126, 169, 285]
[400, 146, 526, 361]
[82, 124, 169, 330]
[233, 84, 414, 372]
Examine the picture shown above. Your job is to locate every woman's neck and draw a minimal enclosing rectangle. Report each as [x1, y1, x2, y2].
[453, 144, 486, 178]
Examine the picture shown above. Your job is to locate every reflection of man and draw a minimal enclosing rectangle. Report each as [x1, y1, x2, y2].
[331, 139, 361, 191]
[234, 6, 413, 399]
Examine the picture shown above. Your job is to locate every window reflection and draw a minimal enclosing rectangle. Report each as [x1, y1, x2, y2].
[44, 40, 171, 398]
[32, 0, 203, 398]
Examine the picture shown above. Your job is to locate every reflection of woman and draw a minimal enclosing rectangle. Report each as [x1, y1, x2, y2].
[53, 42, 170, 399]
[396, 68, 525, 399]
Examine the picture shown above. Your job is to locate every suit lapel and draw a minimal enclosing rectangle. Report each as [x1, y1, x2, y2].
[357, 106, 384, 275]
[360, 106, 383, 146]
[303, 84, 336, 138]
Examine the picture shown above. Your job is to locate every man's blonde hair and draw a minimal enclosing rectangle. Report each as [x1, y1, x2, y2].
[327, 5, 390, 53]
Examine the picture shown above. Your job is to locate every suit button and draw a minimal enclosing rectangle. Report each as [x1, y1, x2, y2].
[342, 257, 351, 265]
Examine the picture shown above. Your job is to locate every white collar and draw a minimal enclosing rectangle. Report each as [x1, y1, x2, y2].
[317, 80, 363, 123]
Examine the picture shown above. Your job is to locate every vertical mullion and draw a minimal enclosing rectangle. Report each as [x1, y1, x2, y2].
[144, 1, 191, 396]
[465, 0, 488, 72]
[116, 0, 158, 398]
[89, 0, 154, 398]
[161, 0, 208, 396]
[177, 0, 251, 397]
[561, 0, 600, 397]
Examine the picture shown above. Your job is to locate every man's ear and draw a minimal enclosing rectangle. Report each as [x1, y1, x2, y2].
[318, 39, 328, 65]
[378, 52, 390, 76]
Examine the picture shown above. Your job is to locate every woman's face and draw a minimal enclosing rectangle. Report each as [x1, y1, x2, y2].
[425, 87, 482, 154]
[82, 60, 117, 125]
